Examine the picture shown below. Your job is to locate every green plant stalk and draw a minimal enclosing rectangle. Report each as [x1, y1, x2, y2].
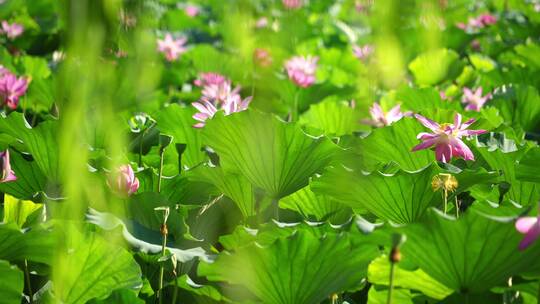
[158, 148, 164, 193]
[291, 89, 300, 122]
[455, 196, 459, 218]
[172, 275, 178, 304]
[24, 259, 33, 304]
[158, 230, 167, 304]
[387, 260, 396, 304]
[443, 189, 448, 214]
[138, 128, 147, 167]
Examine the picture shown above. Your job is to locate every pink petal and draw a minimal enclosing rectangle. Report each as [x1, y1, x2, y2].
[412, 138, 438, 151]
[414, 114, 440, 131]
[435, 143, 453, 163]
[516, 217, 538, 234]
[519, 224, 540, 250]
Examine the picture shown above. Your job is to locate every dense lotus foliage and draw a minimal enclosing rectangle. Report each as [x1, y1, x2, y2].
[2, 0, 540, 303]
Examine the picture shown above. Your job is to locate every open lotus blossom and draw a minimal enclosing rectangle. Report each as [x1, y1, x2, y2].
[157, 34, 187, 62]
[285, 55, 318, 88]
[516, 214, 540, 250]
[0, 70, 29, 109]
[202, 81, 241, 103]
[194, 72, 228, 87]
[353, 44, 374, 61]
[412, 113, 487, 163]
[108, 164, 140, 197]
[362, 103, 404, 127]
[0, 150, 16, 183]
[192, 93, 252, 128]
[462, 87, 491, 111]
[0, 21, 23, 39]
[282, 0, 303, 9]
[184, 5, 200, 17]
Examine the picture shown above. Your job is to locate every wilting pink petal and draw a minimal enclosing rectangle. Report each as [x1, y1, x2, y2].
[157, 33, 188, 62]
[0, 21, 23, 40]
[0, 150, 16, 183]
[284, 55, 318, 88]
[516, 215, 540, 250]
[108, 164, 139, 197]
[519, 224, 540, 250]
[412, 113, 486, 163]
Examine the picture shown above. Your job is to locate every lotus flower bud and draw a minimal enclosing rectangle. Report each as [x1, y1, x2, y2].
[108, 164, 139, 197]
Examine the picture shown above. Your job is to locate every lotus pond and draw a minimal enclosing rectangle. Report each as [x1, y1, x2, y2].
[1, 0, 540, 303]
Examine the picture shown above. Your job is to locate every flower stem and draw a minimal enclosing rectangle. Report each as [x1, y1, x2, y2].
[158, 224, 168, 304]
[455, 196, 459, 218]
[24, 259, 33, 304]
[138, 128, 146, 167]
[387, 260, 396, 304]
[157, 148, 164, 193]
[291, 89, 300, 122]
[172, 275, 178, 304]
[443, 189, 448, 214]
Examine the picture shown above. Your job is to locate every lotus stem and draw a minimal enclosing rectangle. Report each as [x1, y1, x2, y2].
[24, 259, 33, 304]
[157, 147, 164, 193]
[158, 224, 168, 304]
[455, 196, 459, 218]
[172, 276, 178, 304]
[138, 128, 147, 167]
[443, 188, 448, 214]
[387, 246, 401, 304]
[387, 259, 396, 304]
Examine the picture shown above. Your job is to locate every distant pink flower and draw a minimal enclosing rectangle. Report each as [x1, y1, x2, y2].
[194, 72, 228, 87]
[0, 150, 16, 183]
[0, 71, 28, 109]
[255, 17, 269, 29]
[516, 215, 540, 250]
[185, 5, 200, 17]
[439, 91, 448, 100]
[477, 13, 497, 26]
[457, 13, 497, 31]
[0, 21, 23, 39]
[353, 44, 373, 61]
[282, 0, 303, 9]
[285, 55, 318, 88]
[355, 0, 373, 12]
[192, 91, 251, 128]
[253, 48, 272, 67]
[108, 164, 139, 197]
[192, 76, 252, 127]
[362, 103, 404, 127]
[157, 34, 187, 62]
[412, 113, 486, 163]
[462, 87, 491, 111]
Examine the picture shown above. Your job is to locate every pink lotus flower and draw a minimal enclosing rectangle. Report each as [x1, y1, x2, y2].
[0, 150, 16, 183]
[462, 87, 491, 111]
[202, 81, 241, 104]
[185, 5, 200, 17]
[285, 55, 318, 88]
[253, 48, 272, 67]
[516, 215, 540, 250]
[192, 93, 251, 128]
[282, 0, 303, 9]
[194, 72, 228, 87]
[108, 164, 140, 197]
[0, 71, 28, 109]
[353, 44, 373, 61]
[362, 103, 404, 127]
[255, 17, 269, 29]
[439, 91, 448, 100]
[157, 34, 187, 62]
[0, 21, 23, 39]
[412, 113, 486, 163]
